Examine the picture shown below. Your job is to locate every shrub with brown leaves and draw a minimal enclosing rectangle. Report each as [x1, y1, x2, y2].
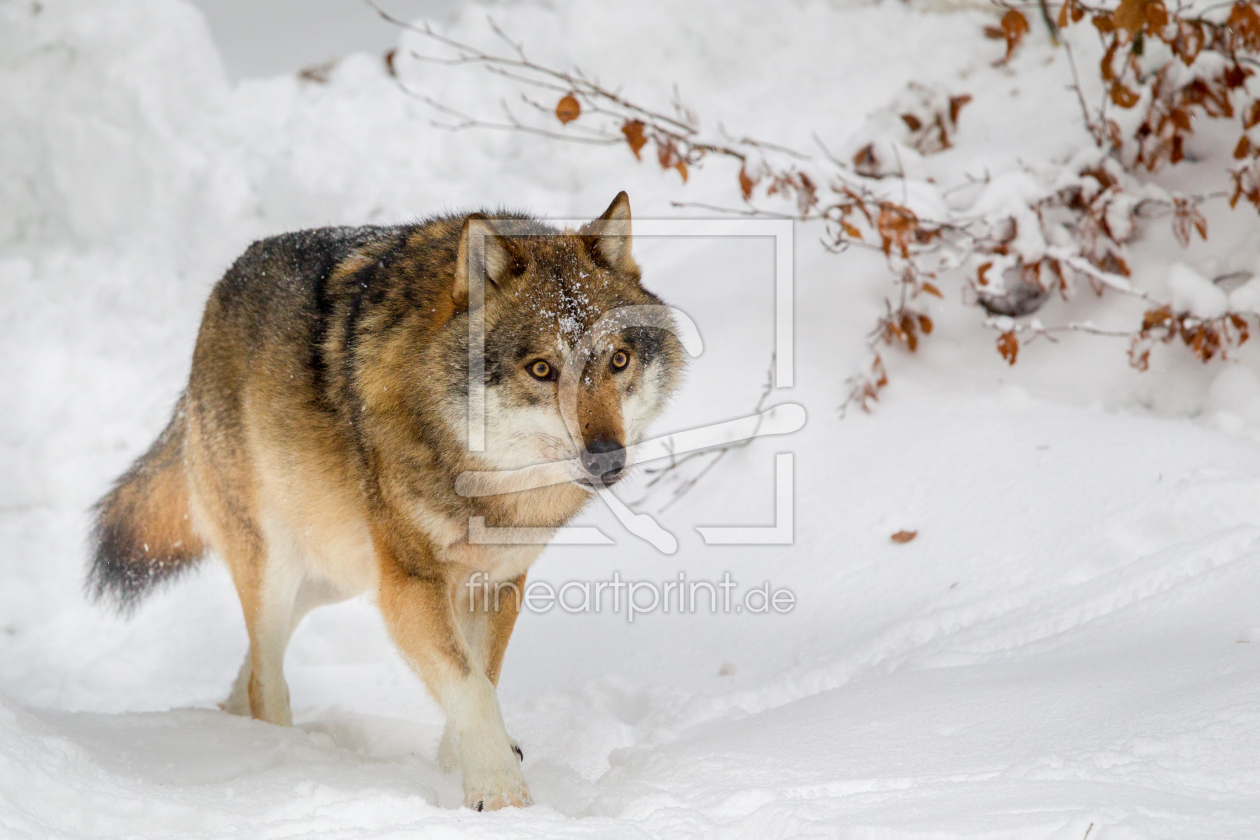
[376, 0, 1260, 413]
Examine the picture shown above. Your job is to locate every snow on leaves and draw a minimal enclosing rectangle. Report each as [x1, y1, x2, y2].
[852, 84, 972, 177]
[1129, 305, 1251, 370]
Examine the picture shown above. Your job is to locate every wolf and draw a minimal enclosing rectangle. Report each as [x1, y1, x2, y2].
[87, 192, 684, 810]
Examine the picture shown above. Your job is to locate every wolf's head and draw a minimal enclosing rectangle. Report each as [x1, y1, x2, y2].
[442, 193, 686, 489]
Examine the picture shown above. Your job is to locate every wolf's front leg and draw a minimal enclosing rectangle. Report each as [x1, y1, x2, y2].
[376, 552, 530, 811]
[440, 571, 528, 772]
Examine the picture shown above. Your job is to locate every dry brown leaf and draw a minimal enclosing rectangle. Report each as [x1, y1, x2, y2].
[877, 204, 917, 258]
[1171, 201, 1208, 247]
[1110, 82, 1141, 108]
[555, 93, 581, 124]
[1113, 0, 1149, 37]
[739, 166, 756, 200]
[891, 530, 918, 544]
[621, 120, 647, 160]
[1244, 100, 1260, 130]
[1229, 2, 1260, 52]
[977, 261, 994, 287]
[1141, 305, 1173, 331]
[853, 143, 881, 177]
[998, 9, 1030, 63]
[656, 139, 678, 170]
[1058, 0, 1088, 27]
[997, 331, 1020, 365]
[1230, 313, 1251, 345]
[949, 94, 973, 125]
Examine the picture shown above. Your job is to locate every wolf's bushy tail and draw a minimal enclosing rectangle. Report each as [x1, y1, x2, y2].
[89, 396, 205, 612]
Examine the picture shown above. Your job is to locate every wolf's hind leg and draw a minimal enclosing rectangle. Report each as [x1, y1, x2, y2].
[227, 518, 333, 727]
[239, 556, 302, 726]
[224, 573, 344, 720]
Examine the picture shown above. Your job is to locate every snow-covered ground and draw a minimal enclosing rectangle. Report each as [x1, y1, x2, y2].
[4, 0, 1260, 837]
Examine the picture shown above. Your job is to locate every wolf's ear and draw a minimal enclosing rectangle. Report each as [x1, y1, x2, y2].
[454, 214, 516, 307]
[581, 191, 637, 275]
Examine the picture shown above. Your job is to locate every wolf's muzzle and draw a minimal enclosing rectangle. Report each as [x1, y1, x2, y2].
[581, 438, 626, 483]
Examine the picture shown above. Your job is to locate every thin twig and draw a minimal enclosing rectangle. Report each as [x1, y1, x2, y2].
[632, 357, 776, 512]
[1061, 35, 1103, 146]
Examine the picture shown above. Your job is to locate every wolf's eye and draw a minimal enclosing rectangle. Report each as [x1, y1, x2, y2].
[528, 360, 554, 381]
[611, 350, 629, 371]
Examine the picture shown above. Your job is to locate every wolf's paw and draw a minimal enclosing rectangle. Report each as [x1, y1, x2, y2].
[463, 772, 533, 811]
[461, 739, 531, 811]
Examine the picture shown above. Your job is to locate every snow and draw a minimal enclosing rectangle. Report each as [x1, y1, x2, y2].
[1229, 269, 1260, 314]
[1168, 263, 1229, 320]
[4, 0, 1260, 837]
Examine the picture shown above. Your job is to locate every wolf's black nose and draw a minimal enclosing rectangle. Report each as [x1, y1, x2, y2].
[582, 438, 626, 483]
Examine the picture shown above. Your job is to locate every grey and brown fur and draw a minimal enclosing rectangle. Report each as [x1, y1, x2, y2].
[88, 193, 684, 810]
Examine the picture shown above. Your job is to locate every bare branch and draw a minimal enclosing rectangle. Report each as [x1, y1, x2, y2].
[632, 357, 776, 512]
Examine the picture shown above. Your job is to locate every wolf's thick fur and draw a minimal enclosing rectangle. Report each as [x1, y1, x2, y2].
[88, 193, 683, 810]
